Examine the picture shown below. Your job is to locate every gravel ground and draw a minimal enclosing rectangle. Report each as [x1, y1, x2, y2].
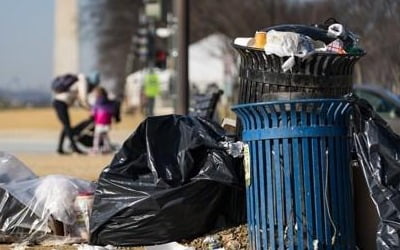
[1, 225, 249, 250]
[182, 225, 249, 250]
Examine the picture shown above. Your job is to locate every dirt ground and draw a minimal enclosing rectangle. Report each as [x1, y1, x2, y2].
[0, 107, 146, 249]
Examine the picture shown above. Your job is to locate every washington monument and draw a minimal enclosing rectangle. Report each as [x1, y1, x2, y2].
[53, 0, 78, 76]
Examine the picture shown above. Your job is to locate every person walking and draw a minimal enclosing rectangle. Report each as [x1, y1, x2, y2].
[90, 87, 115, 154]
[52, 72, 99, 155]
[143, 68, 160, 117]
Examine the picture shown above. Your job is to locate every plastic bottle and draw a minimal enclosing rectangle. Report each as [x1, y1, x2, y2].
[71, 192, 94, 241]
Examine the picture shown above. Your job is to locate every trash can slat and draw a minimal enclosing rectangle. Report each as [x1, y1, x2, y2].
[320, 137, 332, 250]
[273, 138, 285, 248]
[266, 139, 275, 250]
[283, 137, 294, 250]
[258, 139, 268, 249]
[311, 110, 324, 246]
[251, 140, 262, 249]
[290, 105, 305, 250]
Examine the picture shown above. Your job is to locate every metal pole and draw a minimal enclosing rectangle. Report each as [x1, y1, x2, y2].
[175, 0, 189, 115]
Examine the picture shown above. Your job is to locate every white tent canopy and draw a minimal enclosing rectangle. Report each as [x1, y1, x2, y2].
[189, 33, 232, 92]
[125, 33, 236, 108]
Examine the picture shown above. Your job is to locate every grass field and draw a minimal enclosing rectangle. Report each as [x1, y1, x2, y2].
[0, 107, 143, 130]
[0, 107, 144, 181]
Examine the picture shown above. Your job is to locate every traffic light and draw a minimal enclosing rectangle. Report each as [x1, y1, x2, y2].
[155, 50, 167, 69]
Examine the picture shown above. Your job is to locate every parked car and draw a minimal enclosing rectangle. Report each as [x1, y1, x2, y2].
[353, 84, 400, 134]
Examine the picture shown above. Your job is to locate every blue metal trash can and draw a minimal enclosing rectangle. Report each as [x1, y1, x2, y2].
[233, 99, 355, 250]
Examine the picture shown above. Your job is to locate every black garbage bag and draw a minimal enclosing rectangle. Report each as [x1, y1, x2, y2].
[262, 18, 362, 52]
[262, 24, 335, 44]
[0, 152, 44, 243]
[353, 98, 400, 250]
[89, 115, 245, 246]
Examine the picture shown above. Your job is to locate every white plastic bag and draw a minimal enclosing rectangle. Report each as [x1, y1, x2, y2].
[264, 30, 315, 72]
[33, 175, 95, 225]
[264, 30, 314, 58]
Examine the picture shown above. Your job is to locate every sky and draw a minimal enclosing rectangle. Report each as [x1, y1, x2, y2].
[0, 0, 54, 92]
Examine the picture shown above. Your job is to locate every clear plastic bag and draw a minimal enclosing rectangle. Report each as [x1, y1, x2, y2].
[0, 152, 96, 244]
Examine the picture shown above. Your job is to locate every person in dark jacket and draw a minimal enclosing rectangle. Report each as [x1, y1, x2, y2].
[52, 72, 99, 155]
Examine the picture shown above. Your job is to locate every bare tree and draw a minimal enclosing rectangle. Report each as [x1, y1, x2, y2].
[190, 0, 336, 42]
[80, 0, 400, 97]
[80, 0, 141, 99]
[190, 0, 399, 90]
[334, 0, 400, 89]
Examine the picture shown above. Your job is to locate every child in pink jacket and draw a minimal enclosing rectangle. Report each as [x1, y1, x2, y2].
[91, 87, 115, 154]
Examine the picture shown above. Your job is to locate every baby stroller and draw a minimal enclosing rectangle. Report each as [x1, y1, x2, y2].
[72, 117, 95, 148]
[72, 117, 116, 152]
[72, 100, 121, 151]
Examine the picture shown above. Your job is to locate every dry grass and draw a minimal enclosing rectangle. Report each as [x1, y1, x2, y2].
[0, 107, 144, 131]
[15, 153, 112, 181]
[0, 107, 145, 180]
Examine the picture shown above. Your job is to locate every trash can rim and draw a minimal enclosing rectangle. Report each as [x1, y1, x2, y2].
[232, 98, 348, 110]
[231, 43, 366, 57]
[232, 43, 264, 51]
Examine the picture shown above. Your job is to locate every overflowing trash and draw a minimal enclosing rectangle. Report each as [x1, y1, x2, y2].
[232, 19, 400, 249]
[89, 115, 246, 246]
[234, 18, 365, 72]
[0, 151, 96, 244]
[0, 114, 246, 248]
